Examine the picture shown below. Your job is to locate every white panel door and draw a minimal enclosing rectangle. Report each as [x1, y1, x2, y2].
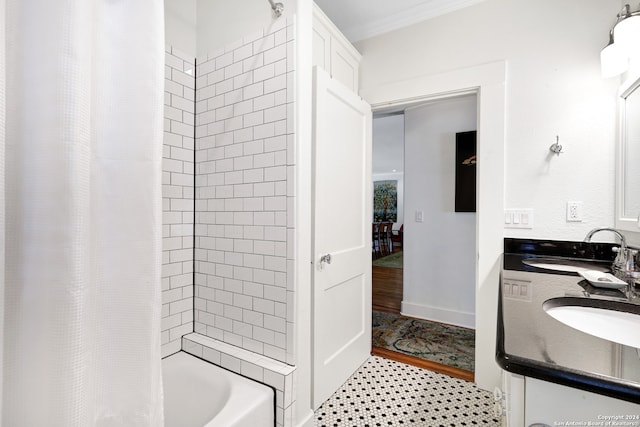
[312, 67, 372, 410]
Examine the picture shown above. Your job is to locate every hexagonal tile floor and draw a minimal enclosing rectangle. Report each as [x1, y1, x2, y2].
[314, 356, 500, 426]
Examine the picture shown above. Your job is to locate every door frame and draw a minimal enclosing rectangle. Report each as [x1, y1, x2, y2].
[294, 61, 506, 422]
[362, 61, 506, 392]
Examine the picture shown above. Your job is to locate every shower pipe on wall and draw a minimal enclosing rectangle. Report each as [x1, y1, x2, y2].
[268, 0, 284, 17]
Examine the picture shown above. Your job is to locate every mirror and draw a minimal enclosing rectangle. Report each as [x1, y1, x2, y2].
[616, 74, 640, 232]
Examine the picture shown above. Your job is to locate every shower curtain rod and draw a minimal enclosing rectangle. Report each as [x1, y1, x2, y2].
[267, 0, 284, 17]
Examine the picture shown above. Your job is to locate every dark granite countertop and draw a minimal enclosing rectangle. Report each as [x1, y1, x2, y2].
[496, 238, 640, 404]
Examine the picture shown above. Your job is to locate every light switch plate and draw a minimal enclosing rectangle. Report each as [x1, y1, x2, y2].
[504, 209, 534, 229]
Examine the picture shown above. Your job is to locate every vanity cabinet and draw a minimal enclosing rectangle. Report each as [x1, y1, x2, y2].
[499, 239, 640, 427]
[312, 3, 361, 93]
[504, 372, 640, 426]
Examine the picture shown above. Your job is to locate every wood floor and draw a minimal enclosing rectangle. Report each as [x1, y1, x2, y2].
[372, 265, 403, 314]
[371, 250, 475, 381]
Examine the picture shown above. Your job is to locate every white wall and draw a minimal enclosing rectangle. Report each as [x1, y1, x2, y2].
[197, 0, 297, 57]
[356, 0, 622, 393]
[373, 114, 404, 230]
[165, 0, 197, 57]
[356, 0, 622, 242]
[402, 96, 476, 328]
[292, 1, 314, 424]
[372, 114, 404, 174]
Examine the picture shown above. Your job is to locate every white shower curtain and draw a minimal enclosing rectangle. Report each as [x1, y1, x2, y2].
[1, 1, 165, 426]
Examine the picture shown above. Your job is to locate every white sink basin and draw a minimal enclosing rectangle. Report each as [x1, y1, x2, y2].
[543, 297, 640, 348]
[523, 258, 609, 274]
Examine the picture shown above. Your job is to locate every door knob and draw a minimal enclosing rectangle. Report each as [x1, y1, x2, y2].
[320, 254, 332, 265]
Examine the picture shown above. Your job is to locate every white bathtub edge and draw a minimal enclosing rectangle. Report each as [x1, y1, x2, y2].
[163, 351, 275, 427]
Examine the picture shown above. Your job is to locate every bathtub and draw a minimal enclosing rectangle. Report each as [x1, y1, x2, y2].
[162, 351, 274, 427]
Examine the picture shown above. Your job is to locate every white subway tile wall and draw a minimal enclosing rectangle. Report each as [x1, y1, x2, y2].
[194, 18, 296, 365]
[162, 46, 196, 358]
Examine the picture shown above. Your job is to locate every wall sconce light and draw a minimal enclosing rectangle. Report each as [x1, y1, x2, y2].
[601, 3, 640, 78]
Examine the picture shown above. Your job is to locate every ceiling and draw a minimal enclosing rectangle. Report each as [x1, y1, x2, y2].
[314, 0, 486, 175]
[313, 0, 488, 42]
[373, 114, 404, 175]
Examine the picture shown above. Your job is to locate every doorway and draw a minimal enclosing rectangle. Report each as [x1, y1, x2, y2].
[372, 112, 405, 314]
[357, 62, 506, 393]
[371, 94, 478, 382]
[302, 61, 506, 401]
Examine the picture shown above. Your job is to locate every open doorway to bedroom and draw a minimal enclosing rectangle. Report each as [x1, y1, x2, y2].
[371, 94, 477, 382]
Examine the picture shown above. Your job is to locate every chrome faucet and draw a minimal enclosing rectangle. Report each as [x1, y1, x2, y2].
[584, 227, 627, 248]
[584, 227, 635, 273]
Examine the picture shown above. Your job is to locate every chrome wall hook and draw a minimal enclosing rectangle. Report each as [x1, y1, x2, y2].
[549, 135, 563, 156]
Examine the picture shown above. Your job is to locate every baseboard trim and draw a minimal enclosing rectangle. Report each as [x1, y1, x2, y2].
[401, 301, 475, 329]
[294, 409, 315, 427]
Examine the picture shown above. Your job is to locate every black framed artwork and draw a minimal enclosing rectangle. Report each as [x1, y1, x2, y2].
[455, 131, 477, 212]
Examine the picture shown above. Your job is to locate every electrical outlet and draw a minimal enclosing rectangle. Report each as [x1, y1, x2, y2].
[567, 201, 583, 222]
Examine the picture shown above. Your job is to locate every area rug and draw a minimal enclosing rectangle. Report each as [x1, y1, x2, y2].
[372, 250, 403, 268]
[372, 311, 475, 372]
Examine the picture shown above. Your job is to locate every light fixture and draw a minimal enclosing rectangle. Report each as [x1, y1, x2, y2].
[614, 4, 640, 50]
[601, 30, 628, 78]
[601, 3, 640, 78]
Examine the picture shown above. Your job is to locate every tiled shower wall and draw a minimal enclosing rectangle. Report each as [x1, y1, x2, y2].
[194, 18, 296, 364]
[161, 47, 196, 358]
